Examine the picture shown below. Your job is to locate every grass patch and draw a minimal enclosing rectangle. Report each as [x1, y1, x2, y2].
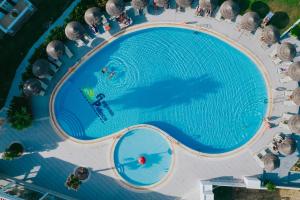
[248, 0, 300, 31]
[0, 0, 73, 108]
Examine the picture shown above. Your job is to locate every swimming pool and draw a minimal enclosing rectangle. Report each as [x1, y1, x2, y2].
[52, 25, 268, 153]
[113, 126, 173, 187]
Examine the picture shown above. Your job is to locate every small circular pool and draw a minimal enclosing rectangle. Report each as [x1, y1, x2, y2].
[113, 126, 173, 187]
[52, 25, 268, 153]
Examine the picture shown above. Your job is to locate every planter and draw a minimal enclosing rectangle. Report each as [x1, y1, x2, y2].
[9, 9, 19, 19]
[65, 174, 81, 191]
[74, 167, 90, 182]
[2, 142, 24, 160]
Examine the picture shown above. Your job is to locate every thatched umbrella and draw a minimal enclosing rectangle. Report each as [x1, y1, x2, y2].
[106, 0, 125, 17]
[199, 0, 218, 10]
[262, 153, 280, 172]
[84, 7, 102, 26]
[277, 42, 297, 62]
[176, 0, 192, 8]
[46, 40, 65, 60]
[156, 0, 169, 7]
[132, 0, 148, 10]
[261, 25, 280, 45]
[23, 79, 42, 96]
[32, 59, 51, 79]
[291, 88, 300, 105]
[65, 21, 85, 41]
[278, 137, 297, 156]
[240, 12, 260, 32]
[288, 115, 300, 134]
[288, 62, 300, 82]
[220, 0, 239, 20]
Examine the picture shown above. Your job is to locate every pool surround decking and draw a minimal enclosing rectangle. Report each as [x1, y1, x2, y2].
[49, 22, 273, 158]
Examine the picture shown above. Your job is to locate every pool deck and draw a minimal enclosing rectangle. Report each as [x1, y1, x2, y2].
[1, 4, 300, 200]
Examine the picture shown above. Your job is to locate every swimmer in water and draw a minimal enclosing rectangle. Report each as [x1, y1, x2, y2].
[101, 67, 108, 74]
[108, 71, 116, 79]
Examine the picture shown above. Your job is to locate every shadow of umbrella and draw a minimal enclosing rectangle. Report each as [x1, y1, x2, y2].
[250, 1, 270, 18]
[270, 11, 290, 30]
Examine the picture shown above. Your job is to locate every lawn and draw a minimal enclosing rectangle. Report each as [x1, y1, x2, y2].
[0, 0, 73, 108]
[248, 0, 300, 31]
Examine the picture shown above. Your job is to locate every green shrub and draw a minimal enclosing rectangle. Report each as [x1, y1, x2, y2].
[7, 96, 33, 130]
[291, 24, 300, 39]
[264, 180, 276, 192]
[2, 143, 24, 160]
[45, 26, 67, 43]
[65, 174, 82, 191]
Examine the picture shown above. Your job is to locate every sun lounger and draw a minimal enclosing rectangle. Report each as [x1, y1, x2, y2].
[215, 10, 222, 21]
[284, 100, 296, 106]
[39, 90, 45, 96]
[49, 64, 59, 73]
[254, 148, 268, 168]
[273, 133, 284, 143]
[279, 76, 292, 83]
[273, 57, 282, 65]
[64, 46, 73, 58]
[270, 48, 277, 58]
[279, 113, 294, 129]
[277, 67, 288, 74]
[76, 39, 85, 47]
[284, 90, 293, 97]
[40, 80, 48, 91]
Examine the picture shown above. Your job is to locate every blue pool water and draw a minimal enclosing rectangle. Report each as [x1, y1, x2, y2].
[113, 127, 172, 187]
[54, 26, 268, 153]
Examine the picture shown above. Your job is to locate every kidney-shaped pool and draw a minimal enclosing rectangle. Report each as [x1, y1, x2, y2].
[51, 26, 269, 154]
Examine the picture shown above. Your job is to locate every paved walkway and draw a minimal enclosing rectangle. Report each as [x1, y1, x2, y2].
[0, 4, 300, 200]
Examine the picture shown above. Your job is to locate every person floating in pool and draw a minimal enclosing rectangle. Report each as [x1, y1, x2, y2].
[108, 71, 116, 80]
[101, 67, 108, 74]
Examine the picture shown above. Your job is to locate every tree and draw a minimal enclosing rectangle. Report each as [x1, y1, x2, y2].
[7, 96, 33, 130]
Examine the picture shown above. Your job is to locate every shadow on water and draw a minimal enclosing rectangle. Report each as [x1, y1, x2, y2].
[147, 121, 228, 153]
[109, 75, 221, 110]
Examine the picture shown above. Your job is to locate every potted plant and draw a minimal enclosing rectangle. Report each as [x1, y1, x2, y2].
[65, 174, 81, 191]
[74, 167, 90, 182]
[264, 180, 276, 192]
[10, 9, 19, 18]
[2, 142, 24, 160]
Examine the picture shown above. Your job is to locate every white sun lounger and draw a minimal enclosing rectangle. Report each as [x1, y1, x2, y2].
[279, 76, 292, 83]
[39, 80, 48, 91]
[279, 113, 294, 129]
[254, 148, 268, 168]
[270, 48, 277, 58]
[215, 10, 222, 21]
[39, 90, 45, 96]
[277, 67, 288, 74]
[284, 100, 296, 106]
[76, 39, 85, 47]
[64, 46, 73, 58]
[273, 57, 282, 65]
[53, 59, 62, 67]
[49, 64, 59, 73]
[284, 90, 293, 97]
